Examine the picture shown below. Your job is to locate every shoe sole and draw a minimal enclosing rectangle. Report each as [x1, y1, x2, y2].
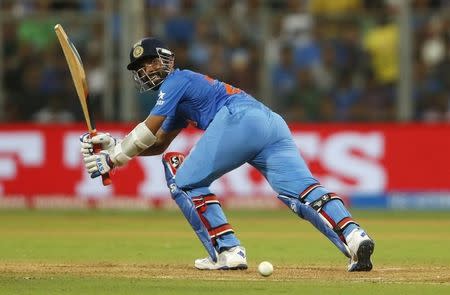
[218, 264, 248, 270]
[349, 240, 374, 272]
[219, 264, 248, 270]
[195, 264, 248, 270]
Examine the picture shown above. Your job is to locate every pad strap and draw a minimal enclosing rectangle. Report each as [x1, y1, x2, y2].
[299, 183, 324, 201]
[320, 211, 359, 242]
[299, 184, 345, 212]
[208, 223, 234, 239]
[309, 193, 344, 212]
[193, 194, 221, 212]
[192, 194, 234, 246]
[336, 217, 358, 233]
[308, 192, 359, 235]
[299, 185, 358, 242]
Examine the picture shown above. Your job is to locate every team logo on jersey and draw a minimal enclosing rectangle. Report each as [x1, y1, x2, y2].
[133, 45, 144, 58]
[156, 91, 165, 105]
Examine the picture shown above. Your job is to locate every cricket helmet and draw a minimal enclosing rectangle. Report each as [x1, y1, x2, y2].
[127, 37, 174, 92]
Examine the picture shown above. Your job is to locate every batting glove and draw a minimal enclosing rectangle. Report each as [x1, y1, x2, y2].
[83, 151, 115, 179]
[80, 132, 117, 156]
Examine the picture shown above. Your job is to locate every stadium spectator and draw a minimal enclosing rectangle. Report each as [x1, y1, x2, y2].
[0, 0, 449, 122]
[310, 0, 362, 15]
[17, 0, 57, 52]
[357, 71, 395, 121]
[310, 43, 336, 92]
[363, 16, 399, 85]
[285, 68, 325, 122]
[32, 92, 75, 123]
[332, 73, 362, 121]
[228, 49, 258, 96]
[271, 44, 297, 103]
[188, 17, 214, 72]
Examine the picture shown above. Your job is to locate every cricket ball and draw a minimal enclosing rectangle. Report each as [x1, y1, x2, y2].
[258, 261, 273, 277]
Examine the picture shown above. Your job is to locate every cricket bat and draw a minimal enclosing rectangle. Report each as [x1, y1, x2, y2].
[54, 24, 112, 186]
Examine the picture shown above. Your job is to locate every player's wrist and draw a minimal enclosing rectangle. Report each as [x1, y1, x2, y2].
[105, 153, 115, 169]
[109, 144, 131, 167]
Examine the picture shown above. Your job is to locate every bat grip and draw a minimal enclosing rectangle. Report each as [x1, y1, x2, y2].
[90, 132, 112, 186]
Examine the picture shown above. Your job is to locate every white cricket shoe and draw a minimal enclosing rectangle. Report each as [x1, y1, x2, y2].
[346, 228, 375, 272]
[194, 246, 248, 270]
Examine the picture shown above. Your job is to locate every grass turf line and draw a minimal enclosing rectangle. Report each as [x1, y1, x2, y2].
[0, 209, 449, 294]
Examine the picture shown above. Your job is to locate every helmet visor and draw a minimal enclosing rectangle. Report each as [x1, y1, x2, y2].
[131, 48, 174, 92]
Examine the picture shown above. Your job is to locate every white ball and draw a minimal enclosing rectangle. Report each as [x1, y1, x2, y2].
[258, 261, 273, 277]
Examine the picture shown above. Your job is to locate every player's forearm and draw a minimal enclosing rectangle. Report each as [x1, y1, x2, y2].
[139, 127, 182, 156]
[108, 122, 157, 166]
[139, 140, 167, 156]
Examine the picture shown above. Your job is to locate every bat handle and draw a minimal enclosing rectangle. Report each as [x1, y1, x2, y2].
[94, 143, 112, 186]
[90, 131, 112, 186]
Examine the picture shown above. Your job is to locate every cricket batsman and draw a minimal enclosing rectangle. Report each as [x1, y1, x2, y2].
[80, 37, 375, 271]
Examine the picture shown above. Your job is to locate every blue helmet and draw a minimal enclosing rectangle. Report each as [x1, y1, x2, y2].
[128, 37, 175, 92]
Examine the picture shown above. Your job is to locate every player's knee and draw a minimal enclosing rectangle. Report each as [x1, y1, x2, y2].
[174, 171, 190, 190]
[175, 170, 211, 193]
[171, 161, 185, 185]
[175, 178, 211, 198]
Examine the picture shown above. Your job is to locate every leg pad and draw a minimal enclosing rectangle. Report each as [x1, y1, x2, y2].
[300, 184, 359, 241]
[162, 153, 218, 262]
[193, 194, 235, 246]
[278, 194, 351, 258]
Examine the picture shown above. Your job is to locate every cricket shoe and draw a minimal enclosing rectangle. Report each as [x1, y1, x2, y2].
[346, 228, 375, 272]
[195, 246, 248, 270]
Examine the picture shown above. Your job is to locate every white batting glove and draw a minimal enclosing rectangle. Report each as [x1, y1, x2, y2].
[80, 132, 117, 156]
[83, 151, 114, 178]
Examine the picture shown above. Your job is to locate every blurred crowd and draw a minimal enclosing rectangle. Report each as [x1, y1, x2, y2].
[1, 0, 449, 123]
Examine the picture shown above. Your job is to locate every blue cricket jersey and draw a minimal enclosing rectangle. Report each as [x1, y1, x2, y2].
[150, 69, 246, 131]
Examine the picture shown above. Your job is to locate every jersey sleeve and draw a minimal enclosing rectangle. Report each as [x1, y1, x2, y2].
[161, 116, 188, 132]
[150, 73, 190, 117]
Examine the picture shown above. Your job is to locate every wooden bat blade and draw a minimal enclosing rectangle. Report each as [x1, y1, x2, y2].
[54, 24, 94, 132]
[55, 24, 111, 186]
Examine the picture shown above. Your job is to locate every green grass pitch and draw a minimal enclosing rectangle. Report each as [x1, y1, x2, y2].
[0, 209, 449, 294]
